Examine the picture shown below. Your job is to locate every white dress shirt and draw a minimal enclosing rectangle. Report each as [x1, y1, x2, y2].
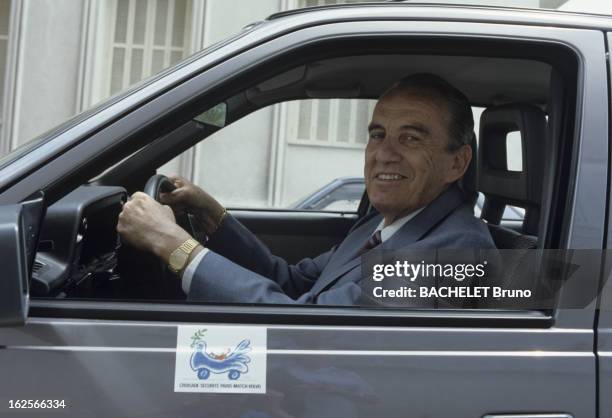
[181, 207, 424, 294]
[374, 207, 424, 243]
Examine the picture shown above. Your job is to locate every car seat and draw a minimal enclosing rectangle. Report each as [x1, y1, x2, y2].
[477, 103, 548, 249]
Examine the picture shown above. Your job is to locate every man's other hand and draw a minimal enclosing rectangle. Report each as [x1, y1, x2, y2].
[159, 175, 226, 236]
[117, 192, 192, 264]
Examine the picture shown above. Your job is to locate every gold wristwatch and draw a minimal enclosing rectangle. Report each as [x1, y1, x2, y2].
[168, 238, 200, 274]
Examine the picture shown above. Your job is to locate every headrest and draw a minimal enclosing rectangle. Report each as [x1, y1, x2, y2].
[478, 103, 547, 233]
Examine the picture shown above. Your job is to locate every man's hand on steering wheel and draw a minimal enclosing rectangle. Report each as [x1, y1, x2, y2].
[159, 176, 227, 236]
[117, 192, 193, 264]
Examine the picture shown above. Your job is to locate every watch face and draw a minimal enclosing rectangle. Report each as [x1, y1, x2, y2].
[169, 250, 189, 271]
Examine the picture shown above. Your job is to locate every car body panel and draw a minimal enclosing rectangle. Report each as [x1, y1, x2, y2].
[0, 317, 595, 417]
[596, 28, 612, 418]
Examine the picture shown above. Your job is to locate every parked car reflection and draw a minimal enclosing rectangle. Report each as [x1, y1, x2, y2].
[292, 177, 525, 221]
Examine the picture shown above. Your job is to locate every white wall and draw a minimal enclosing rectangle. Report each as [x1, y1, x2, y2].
[559, 0, 612, 13]
[12, 0, 84, 148]
[203, 0, 280, 45]
[192, 107, 275, 208]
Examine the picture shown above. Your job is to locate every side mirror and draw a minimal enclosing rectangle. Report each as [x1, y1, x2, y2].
[0, 194, 45, 326]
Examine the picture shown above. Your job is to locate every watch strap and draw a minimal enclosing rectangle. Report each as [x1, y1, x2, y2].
[178, 238, 199, 254]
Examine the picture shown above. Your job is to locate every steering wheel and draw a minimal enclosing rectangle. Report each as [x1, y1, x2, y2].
[143, 174, 178, 201]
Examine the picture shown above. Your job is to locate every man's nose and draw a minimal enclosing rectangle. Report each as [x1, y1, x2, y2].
[375, 137, 402, 163]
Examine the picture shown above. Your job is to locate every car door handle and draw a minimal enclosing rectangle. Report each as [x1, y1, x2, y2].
[483, 415, 572, 418]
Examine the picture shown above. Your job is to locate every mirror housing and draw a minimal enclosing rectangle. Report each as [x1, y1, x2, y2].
[0, 204, 30, 325]
[0, 195, 44, 326]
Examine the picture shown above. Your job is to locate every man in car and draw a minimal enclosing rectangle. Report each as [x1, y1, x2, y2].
[117, 73, 496, 305]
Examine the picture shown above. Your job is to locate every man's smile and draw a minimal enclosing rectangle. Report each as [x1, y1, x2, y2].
[374, 172, 408, 182]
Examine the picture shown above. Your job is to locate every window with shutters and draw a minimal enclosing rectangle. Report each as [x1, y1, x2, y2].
[107, 0, 191, 96]
[286, 99, 376, 149]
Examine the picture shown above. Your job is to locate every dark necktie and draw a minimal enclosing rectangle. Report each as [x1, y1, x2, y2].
[357, 230, 382, 256]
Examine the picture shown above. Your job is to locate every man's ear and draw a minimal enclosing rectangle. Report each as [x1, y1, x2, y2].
[446, 144, 472, 183]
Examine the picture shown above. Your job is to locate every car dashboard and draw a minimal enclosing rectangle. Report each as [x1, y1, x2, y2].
[31, 186, 127, 297]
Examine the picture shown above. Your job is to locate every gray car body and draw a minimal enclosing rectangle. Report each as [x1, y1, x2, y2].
[0, 4, 611, 417]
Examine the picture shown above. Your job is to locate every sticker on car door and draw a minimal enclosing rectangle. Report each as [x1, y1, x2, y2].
[174, 325, 267, 393]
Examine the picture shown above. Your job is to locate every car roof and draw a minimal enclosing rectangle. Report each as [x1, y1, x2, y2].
[267, 3, 612, 31]
[236, 2, 596, 110]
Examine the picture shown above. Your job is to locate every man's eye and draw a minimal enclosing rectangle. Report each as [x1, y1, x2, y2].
[399, 134, 421, 144]
[369, 132, 384, 140]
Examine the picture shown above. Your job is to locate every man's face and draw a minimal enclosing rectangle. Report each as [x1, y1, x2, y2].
[364, 89, 470, 223]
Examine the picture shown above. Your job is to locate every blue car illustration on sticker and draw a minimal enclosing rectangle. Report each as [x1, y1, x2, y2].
[190, 339, 252, 380]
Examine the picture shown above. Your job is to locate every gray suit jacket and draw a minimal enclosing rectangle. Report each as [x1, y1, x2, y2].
[188, 184, 496, 305]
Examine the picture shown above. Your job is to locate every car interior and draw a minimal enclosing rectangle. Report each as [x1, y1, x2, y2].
[28, 36, 579, 305]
